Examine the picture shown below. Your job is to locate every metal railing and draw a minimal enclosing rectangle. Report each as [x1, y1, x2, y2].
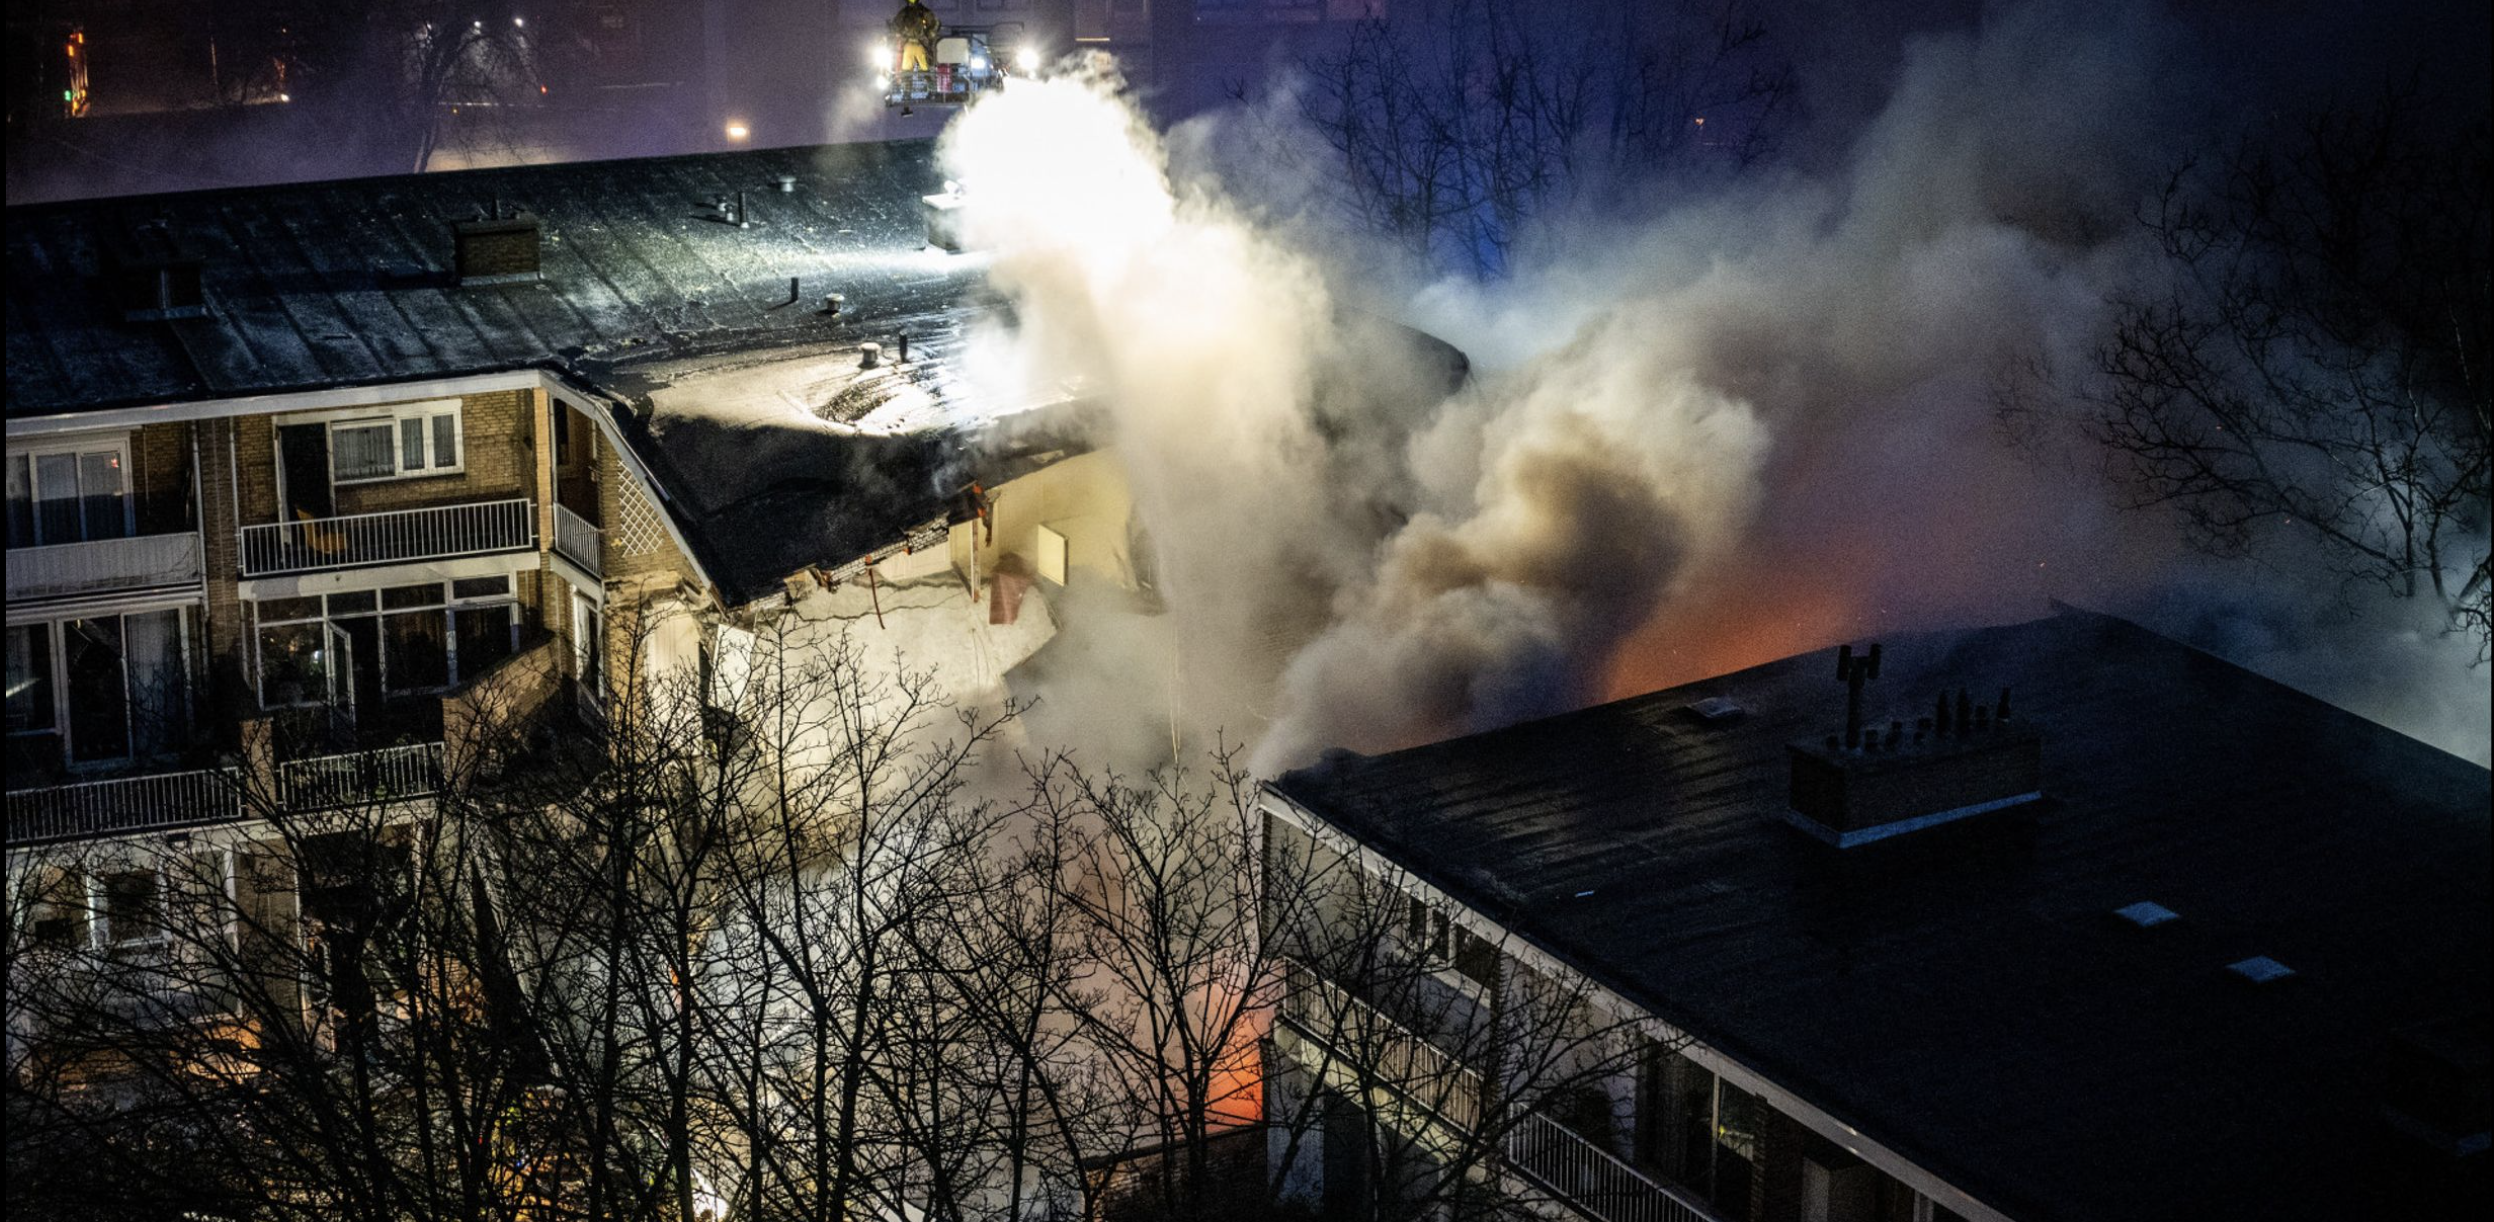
[6, 767, 241, 844]
[1506, 1110, 1718, 1222]
[276, 742, 443, 811]
[1278, 964, 1723, 1222]
[6, 532, 205, 603]
[1283, 964, 1482, 1130]
[8, 743, 446, 845]
[239, 498, 533, 577]
[552, 503, 601, 577]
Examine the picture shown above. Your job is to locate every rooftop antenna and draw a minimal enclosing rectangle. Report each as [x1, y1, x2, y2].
[1836, 642, 1881, 750]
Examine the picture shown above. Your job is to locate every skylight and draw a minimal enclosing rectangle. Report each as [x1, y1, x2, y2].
[2226, 956, 2297, 985]
[2113, 901, 2179, 928]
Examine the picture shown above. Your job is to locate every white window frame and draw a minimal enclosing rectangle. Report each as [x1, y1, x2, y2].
[94, 866, 170, 950]
[250, 575, 518, 708]
[7, 609, 195, 771]
[328, 402, 464, 484]
[274, 401, 464, 502]
[7, 432, 136, 546]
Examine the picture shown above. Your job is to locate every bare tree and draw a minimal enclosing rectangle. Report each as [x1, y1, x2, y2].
[1296, 0, 1793, 276]
[2009, 89, 2491, 654]
[9, 605, 1679, 1222]
[285, 1, 547, 173]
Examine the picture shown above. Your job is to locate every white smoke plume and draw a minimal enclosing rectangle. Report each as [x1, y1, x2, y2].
[941, 2, 2491, 770]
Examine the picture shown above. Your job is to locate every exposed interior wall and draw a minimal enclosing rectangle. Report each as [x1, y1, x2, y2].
[965, 448, 1136, 589]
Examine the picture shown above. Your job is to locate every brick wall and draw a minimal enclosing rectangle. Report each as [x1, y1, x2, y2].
[233, 389, 537, 525]
[195, 419, 251, 734]
[129, 421, 192, 535]
[332, 389, 534, 516]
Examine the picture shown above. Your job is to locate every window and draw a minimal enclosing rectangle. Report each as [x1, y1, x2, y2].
[7, 625, 55, 733]
[27, 869, 87, 949]
[318, 402, 462, 484]
[254, 576, 518, 707]
[103, 869, 161, 946]
[455, 602, 515, 676]
[1407, 895, 1451, 961]
[10, 612, 193, 764]
[6, 440, 131, 547]
[258, 619, 333, 708]
[1713, 1080, 1767, 1220]
[333, 421, 397, 480]
[383, 609, 450, 691]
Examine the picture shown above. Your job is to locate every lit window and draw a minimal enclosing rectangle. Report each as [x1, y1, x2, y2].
[7, 442, 130, 546]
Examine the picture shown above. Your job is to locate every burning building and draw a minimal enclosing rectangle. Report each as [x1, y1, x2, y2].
[5, 137, 1139, 844]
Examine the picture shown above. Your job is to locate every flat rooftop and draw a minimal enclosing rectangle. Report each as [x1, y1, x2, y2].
[1272, 606, 2491, 1222]
[6, 139, 973, 417]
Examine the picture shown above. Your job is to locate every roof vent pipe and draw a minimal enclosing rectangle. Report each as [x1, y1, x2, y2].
[859, 342, 882, 369]
[776, 174, 798, 193]
[897, 333, 909, 362]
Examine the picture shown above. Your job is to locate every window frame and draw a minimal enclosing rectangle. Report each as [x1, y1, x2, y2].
[6, 433, 135, 547]
[272, 402, 465, 507]
[326, 402, 464, 484]
[8, 609, 195, 770]
[98, 867, 168, 949]
[251, 575, 519, 708]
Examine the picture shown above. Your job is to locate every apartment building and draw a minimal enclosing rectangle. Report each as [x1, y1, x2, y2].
[1260, 608, 2490, 1222]
[5, 137, 1128, 854]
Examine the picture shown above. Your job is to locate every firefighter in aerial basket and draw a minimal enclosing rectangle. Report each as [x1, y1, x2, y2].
[891, 0, 940, 73]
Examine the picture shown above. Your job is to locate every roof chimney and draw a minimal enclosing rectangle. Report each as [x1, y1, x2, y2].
[1787, 647, 2041, 847]
[922, 186, 967, 252]
[454, 213, 542, 285]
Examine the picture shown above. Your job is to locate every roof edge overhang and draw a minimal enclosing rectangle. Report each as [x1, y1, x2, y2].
[1256, 781, 2017, 1222]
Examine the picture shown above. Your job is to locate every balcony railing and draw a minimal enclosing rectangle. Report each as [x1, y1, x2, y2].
[552, 503, 601, 578]
[1283, 963, 1482, 1130]
[6, 532, 205, 603]
[276, 742, 443, 811]
[1279, 965, 1723, 1222]
[1506, 1110, 1719, 1222]
[6, 767, 241, 844]
[7, 743, 446, 845]
[240, 498, 533, 577]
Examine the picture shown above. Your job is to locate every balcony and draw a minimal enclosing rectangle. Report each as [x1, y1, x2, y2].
[6, 532, 205, 604]
[7, 743, 445, 846]
[1279, 966, 1725, 1222]
[552, 503, 601, 578]
[240, 498, 533, 578]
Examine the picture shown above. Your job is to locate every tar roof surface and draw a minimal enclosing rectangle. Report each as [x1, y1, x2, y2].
[1272, 607, 2491, 1222]
[589, 310, 1093, 607]
[6, 139, 973, 416]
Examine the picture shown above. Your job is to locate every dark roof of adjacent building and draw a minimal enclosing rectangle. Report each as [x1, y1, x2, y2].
[5, 139, 970, 417]
[1273, 606, 2492, 1222]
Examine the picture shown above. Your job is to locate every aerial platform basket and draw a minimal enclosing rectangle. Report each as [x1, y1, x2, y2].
[878, 23, 1029, 110]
